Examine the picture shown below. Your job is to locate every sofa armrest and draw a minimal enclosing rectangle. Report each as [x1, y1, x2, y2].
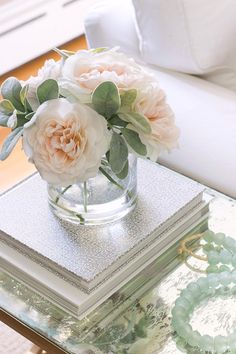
[84, 0, 140, 58]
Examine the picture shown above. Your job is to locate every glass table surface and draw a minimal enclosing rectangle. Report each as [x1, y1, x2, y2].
[0, 192, 236, 354]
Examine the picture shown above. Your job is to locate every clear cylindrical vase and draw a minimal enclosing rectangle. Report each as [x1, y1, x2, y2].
[47, 155, 137, 225]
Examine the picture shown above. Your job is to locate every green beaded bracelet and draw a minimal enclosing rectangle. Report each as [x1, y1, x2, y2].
[172, 271, 236, 353]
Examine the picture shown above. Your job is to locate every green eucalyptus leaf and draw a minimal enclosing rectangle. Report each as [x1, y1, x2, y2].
[91, 47, 108, 54]
[7, 111, 17, 129]
[120, 89, 137, 109]
[1, 77, 24, 111]
[92, 81, 120, 118]
[109, 132, 128, 174]
[119, 112, 151, 134]
[37, 79, 59, 104]
[109, 114, 128, 128]
[121, 128, 147, 156]
[59, 80, 91, 104]
[25, 112, 35, 120]
[116, 159, 129, 179]
[0, 99, 14, 115]
[0, 127, 23, 160]
[20, 84, 32, 112]
[53, 47, 70, 59]
[16, 113, 29, 128]
[20, 85, 28, 105]
[0, 112, 9, 127]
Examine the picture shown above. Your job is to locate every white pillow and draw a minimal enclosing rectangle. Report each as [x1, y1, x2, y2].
[132, 0, 236, 91]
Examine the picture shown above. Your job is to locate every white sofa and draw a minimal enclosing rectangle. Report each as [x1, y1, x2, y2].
[85, 0, 236, 198]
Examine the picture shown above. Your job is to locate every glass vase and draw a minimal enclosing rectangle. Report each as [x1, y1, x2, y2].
[47, 155, 137, 225]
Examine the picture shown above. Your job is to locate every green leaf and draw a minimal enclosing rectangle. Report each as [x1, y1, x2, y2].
[121, 128, 147, 156]
[0, 99, 14, 115]
[59, 79, 91, 104]
[109, 114, 128, 128]
[0, 112, 9, 127]
[1, 77, 25, 111]
[25, 112, 35, 120]
[99, 167, 124, 189]
[20, 85, 28, 105]
[16, 113, 28, 128]
[53, 47, 70, 59]
[0, 127, 23, 160]
[37, 79, 59, 104]
[91, 47, 108, 54]
[116, 160, 129, 179]
[109, 132, 128, 174]
[120, 89, 137, 109]
[92, 81, 120, 118]
[119, 112, 151, 134]
[20, 84, 32, 112]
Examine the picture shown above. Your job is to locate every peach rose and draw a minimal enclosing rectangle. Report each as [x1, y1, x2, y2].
[23, 98, 110, 185]
[134, 84, 180, 161]
[62, 49, 150, 92]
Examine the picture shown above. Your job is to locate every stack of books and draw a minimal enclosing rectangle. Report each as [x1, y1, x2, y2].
[0, 160, 209, 320]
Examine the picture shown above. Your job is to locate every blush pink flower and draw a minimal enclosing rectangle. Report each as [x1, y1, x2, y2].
[62, 49, 151, 92]
[23, 98, 110, 185]
[134, 84, 180, 161]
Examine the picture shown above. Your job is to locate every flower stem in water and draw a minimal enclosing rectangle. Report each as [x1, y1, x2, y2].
[55, 185, 72, 204]
[83, 181, 88, 213]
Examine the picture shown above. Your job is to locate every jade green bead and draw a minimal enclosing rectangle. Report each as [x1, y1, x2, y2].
[218, 286, 230, 296]
[219, 249, 232, 264]
[180, 289, 194, 304]
[187, 330, 201, 347]
[186, 282, 201, 297]
[214, 232, 226, 245]
[203, 230, 215, 242]
[223, 236, 236, 251]
[214, 335, 228, 353]
[175, 297, 192, 312]
[171, 307, 188, 319]
[202, 243, 215, 254]
[231, 270, 236, 282]
[175, 337, 187, 352]
[232, 255, 236, 268]
[230, 285, 236, 295]
[219, 265, 231, 272]
[200, 334, 214, 351]
[208, 250, 219, 265]
[197, 277, 209, 292]
[207, 273, 219, 286]
[219, 271, 232, 285]
[206, 265, 219, 273]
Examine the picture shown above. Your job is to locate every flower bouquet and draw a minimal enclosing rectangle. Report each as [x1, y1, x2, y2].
[0, 48, 179, 225]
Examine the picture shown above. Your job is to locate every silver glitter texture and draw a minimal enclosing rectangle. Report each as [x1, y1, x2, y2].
[0, 161, 204, 285]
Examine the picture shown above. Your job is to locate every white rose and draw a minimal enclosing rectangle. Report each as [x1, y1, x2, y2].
[62, 49, 151, 92]
[134, 84, 180, 161]
[23, 98, 110, 185]
[24, 59, 62, 111]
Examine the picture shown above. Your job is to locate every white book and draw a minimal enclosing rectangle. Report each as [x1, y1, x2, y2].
[0, 199, 209, 319]
[0, 161, 205, 293]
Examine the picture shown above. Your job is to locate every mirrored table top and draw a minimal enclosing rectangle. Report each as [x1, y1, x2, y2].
[1, 192, 236, 354]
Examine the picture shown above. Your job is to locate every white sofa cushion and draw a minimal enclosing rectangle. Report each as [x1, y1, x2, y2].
[145, 66, 236, 198]
[84, 0, 140, 58]
[132, 0, 236, 91]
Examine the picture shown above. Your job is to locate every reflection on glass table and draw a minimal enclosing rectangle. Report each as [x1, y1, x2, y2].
[0, 193, 236, 354]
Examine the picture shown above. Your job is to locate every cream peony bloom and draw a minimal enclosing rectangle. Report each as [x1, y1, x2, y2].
[23, 98, 110, 185]
[24, 59, 62, 111]
[62, 49, 151, 92]
[134, 84, 180, 161]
